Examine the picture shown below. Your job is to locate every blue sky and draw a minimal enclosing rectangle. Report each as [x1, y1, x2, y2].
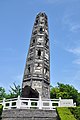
[0, 0, 80, 93]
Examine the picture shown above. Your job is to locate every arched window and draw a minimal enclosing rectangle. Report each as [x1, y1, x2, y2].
[45, 20, 47, 25]
[28, 65, 30, 73]
[36, 20, 38, 24]
[40, 27, 43, 33]
[37, 63, 40, 67]
[41, 13, 44, 17]
[38, 49, 41, 57]
[33, 39, 35, 43]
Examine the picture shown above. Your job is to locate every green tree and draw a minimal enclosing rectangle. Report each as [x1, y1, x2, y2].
[0, 83, 21, 99]
[77, 93, 80, 106]
[9, 83, 21, 98]
[0, 87, 6, 100]
[50, 83, 79, 106]
[0, 105, 3, 120]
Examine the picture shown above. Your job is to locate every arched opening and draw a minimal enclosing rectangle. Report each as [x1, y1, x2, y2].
[28, 66, 30, 73]
[38, 49, 41, 58]
[40, 27, 42, 32]
[21, 85, 39, 98]
[41, 13, 44, 17]
[36, 20, 38, 24]
[37, 63, 40, 67]
[33, 39, 35, 43]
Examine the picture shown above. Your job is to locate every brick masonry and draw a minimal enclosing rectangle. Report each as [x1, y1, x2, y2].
[22, 12, 50, 99]
[2, 109, 58, 120]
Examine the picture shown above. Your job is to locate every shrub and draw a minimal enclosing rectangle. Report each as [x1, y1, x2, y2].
[0, 105, 3, 120]
[56, 107, 76, 120]
[69, 107, 80, 120]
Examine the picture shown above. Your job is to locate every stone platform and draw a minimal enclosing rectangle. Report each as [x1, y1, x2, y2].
[2, 109, 58, 120]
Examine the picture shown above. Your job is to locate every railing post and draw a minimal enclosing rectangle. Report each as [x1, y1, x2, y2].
[9, 101, 12, 109]
[28, 99, 31, 109]
[39, 95, 42, 109]
[3, 98, 5, 110]
[58, 97, 61, 107]
[50, 101, 52, 110]
[16, 96, 21, 109]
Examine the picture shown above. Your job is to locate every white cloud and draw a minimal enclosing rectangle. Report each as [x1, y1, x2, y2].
[67, 47, 80, 56]
[70, 24, 80, 32]
[63, 14, 80, 33]
[73, 59, 80, 65]
[66, 47, 80, 65]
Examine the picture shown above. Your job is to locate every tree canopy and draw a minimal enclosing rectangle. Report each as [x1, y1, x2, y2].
[0, 82, 80, 106]
[0, 87, 6, 100]
[0, 83, 21, 100]
[50, 83, 80, 106]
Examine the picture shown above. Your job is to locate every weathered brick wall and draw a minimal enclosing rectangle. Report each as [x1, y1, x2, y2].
[2, 109, 57, 120]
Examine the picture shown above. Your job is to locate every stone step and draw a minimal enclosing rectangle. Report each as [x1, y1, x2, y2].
[2, 109, 58, 120]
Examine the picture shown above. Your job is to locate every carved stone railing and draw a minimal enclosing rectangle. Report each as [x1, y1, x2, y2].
[0, 96, 76, 110]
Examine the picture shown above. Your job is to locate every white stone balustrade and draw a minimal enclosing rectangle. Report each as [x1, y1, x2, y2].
[0, 96, 76, 110]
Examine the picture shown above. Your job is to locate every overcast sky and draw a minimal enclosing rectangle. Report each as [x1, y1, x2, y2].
[0, 0, 80, 92]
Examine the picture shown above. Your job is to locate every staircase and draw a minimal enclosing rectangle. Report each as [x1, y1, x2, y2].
[2, 109, 58, 120]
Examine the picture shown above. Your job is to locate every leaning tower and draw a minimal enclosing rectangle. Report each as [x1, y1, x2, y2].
[22, 12, 50, 99]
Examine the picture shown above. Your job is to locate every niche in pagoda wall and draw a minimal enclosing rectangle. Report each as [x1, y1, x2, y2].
[25, 64, 32, 74]
[34, 63, 43, 74]
[35, 49, 43, 59]
[30, 37, 36, 47]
